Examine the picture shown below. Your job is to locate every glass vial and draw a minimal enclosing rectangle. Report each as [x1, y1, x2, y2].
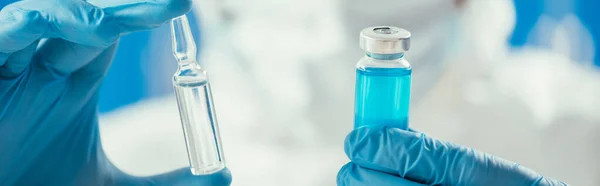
[354, 26, 412, 130]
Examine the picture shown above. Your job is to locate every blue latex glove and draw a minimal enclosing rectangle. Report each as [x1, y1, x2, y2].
[337, 126, 568, 186]
[0, 0, 231, 185]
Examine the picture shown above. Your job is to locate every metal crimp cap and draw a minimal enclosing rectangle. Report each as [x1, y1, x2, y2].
[360, 26, 411, 54]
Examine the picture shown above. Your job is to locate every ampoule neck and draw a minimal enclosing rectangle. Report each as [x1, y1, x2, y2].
[366, 52, 404, 60]
[177, 60, 201, 69]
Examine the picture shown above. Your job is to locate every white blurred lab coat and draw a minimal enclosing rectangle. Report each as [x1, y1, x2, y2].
[99, 0, 600, 185]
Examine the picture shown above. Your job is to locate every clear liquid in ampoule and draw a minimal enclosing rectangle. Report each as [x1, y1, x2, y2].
[171, 15, 225, 175]
[173, 63, 225, 175]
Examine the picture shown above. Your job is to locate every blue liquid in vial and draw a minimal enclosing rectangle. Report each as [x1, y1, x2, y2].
[354, 67, 412, 129]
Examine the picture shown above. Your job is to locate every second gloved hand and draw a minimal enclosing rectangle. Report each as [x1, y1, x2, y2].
[337, 126, 567, 186]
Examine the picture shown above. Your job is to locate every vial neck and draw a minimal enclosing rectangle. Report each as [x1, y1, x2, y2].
[366, 52, 404, 60]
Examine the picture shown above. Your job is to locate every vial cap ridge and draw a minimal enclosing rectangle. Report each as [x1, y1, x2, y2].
[360, 26, 410, 54]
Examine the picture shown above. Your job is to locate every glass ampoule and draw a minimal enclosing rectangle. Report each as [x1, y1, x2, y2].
[171, 15, 225, 175]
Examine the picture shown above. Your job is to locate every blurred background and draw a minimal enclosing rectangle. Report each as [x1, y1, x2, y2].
[97, 0, 600, 185]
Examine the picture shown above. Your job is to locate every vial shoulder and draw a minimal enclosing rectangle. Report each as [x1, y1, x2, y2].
[356, 55, 411, 69]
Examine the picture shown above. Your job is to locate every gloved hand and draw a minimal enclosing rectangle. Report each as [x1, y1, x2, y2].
[0, 0, 231, 185]
[337, 126, 568, 186]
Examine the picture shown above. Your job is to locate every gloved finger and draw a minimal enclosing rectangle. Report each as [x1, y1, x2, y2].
[337, 163, 426, 186]
[39, 0, 191, 75]
[0, 0, 119, 76]
[344, 126, 565, 186]
[0, 5, 45, 66]
[1, 40, 38, 78]
[0, 0, 191, 49]
[0, 0, 120, 51]
[115, 167, 232, 186]
[0, 0, 191, 74]
[92, 0, 192, 34]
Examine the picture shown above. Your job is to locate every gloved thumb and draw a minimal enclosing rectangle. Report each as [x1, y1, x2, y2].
[344, 126, 566, 186]
[147, 167, 232, 186]
[111, 167, 232, 186]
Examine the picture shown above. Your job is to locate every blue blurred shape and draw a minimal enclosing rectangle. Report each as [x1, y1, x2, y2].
[98, 31, 149, 113]
[0, 1, 14, 8]
[510, 0, 599, 67]
[579, 0, 600, 66]
[509, 0, 543, 47]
